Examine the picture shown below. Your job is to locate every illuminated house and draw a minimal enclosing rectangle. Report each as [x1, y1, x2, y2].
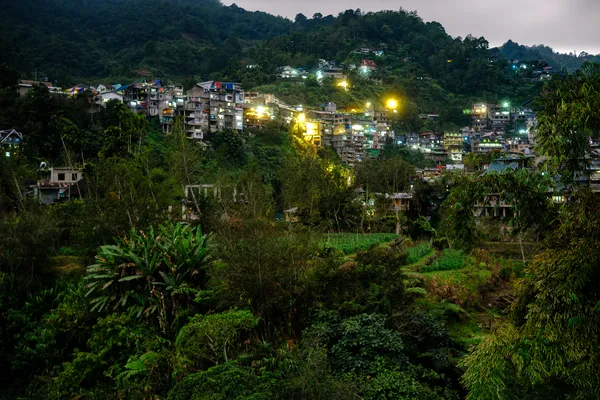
[304, 120, 321, 146]
[161, 90, 186, 135]
[488, 104, 511, 130]
[471, 133, 505, 153]
[0, 129, 23, 157]
[443, 132, 464, 161]
[419, 132, 446, 163]
[279, 66, 299, 79]
[511, 107, 537, 135]
[123, 80, 166, 117]
[186, 81, 244, 139]
[471, 103, 489, 131]
[244, 104, 273, 129]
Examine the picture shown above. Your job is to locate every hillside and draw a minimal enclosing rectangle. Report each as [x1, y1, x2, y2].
[2, 2, 537, 100]
[497, 40, 600, 71]
[0, 0, 292, 81]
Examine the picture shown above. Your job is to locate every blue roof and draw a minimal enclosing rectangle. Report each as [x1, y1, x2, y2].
[483, 161, 518, 175]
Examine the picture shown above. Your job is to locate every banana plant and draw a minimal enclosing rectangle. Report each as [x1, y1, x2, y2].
[85, 222, 211, 335]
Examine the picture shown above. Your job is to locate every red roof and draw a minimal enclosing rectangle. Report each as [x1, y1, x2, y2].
[360, 60, 377, 67]
[20, 80, 53, 88]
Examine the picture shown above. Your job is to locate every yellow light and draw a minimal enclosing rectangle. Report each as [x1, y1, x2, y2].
[337, 80, 349, 90]
[366, 102, 371, 108]
[256, 106, 265, 114]
[386, 99, 398, 109]
[297, 113, 306, 122]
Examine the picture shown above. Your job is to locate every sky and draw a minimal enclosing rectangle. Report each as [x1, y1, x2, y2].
[222, 0, 600, 54]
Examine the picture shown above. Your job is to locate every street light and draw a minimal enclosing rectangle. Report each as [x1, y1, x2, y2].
[386, 98, 398, 110]
[503, 101, 510, 108]
[337, 80, 349, 90]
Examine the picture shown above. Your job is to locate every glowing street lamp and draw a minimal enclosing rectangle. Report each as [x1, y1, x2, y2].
[297, 113, 306, 122]
[502, 101, 510, 108]
[386, 98, 398, 110]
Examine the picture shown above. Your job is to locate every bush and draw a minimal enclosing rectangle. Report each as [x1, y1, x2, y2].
[176, 309, 258, 369]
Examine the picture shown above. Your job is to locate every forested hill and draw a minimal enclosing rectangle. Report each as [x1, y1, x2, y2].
[3, 1, 523, 93]
[497, 40, 600, 71]
[0, 0, 292, 81]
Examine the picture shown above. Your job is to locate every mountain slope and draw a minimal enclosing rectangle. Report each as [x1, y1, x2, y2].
[0, 0, 292, 80]
[497, 40, 600, 71]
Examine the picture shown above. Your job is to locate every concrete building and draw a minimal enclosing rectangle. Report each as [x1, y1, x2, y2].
[29, 167, 84, 205]
[186, 81, 244, 139]
[488, 104, 511, 130]
[471, 104, 489, 131]
[444, 132, 464, 161]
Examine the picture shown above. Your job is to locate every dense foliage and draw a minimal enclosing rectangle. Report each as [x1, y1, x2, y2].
[3, 3, 600, 398]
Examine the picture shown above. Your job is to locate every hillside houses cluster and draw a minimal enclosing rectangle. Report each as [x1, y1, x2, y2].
[13, 78, 540, 168]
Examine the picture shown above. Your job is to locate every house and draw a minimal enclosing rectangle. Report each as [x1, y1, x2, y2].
[444, 132, 464, 161]
[29, 167, 84, 205]
[387, 193, 413, 212]
[284, 207, 300, 223]
[99, 91, 123, 105]
[471, 104, 489, 131]
[95, 84, 112, 93]
[122, 80, 167, 117]
[322, 67, 344, 79]
[0, 129, 23, 157]
[186, 81, 244, 139]
[18, 80, 62, 96]
[279, 66, 300, 79]
[488, 104, 511, 130]
[359, 60, 377, 75]
[471, 134, 505, 153]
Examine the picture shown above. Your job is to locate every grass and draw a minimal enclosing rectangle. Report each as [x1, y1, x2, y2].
[50, 256, 86, 275]
[406, 242, 433, 264]
[420, 249, 466, 273]
[322, 233, 400, 254]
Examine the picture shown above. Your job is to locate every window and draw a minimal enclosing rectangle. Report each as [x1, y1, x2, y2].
[72, 173, 78, 181]
[57, 173, 65, 181]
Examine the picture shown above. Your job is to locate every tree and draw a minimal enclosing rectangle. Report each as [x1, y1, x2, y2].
[462, 191, 600, 399]
[294, 13, 308, 25]
[535, 63, 600, 179]
[442, 168, 553, 255]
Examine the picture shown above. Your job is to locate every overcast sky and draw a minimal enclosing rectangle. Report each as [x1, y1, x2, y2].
[222, 0, 600, 54]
